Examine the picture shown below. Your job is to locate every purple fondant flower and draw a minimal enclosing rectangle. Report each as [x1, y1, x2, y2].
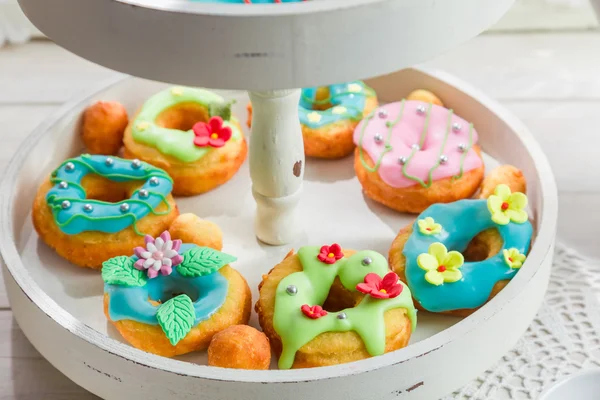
[133, 231, 182, 278]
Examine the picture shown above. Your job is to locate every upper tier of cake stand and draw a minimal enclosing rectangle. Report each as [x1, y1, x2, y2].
[19, 0, 514, 90]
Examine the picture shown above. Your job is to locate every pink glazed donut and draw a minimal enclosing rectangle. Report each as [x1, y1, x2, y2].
[353, 99, 485, 213]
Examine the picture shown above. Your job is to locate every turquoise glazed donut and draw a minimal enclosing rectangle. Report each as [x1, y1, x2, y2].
[46, 154, 173, 235]
[393, 184, 533, 313]
[33, 154, 179, 269]
[299, 82, 373, 129]
[102, 232, 251, 356]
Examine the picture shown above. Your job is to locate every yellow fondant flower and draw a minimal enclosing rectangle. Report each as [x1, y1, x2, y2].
[332, 106, 347, 115]
[307, 112, 322, 123]
[417, 217, 442, 236]
[503, 248, 526, 269]
[417, 242, 464, 286]
[135, 121, 151, 131]
[487, 184, 528, 225]
[348, 83, 362, 93]
[171, 87, 185, 96]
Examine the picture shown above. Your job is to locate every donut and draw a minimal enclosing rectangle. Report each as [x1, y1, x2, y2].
[353, 99, 485, 213]
[102, 230, 252, 357]
[406, 89, 444, 107]
[82, 101, 129, 155]
[389, 183, 533, 317]
[248, 82, 378, 159]
[256, 244, 417, 369]
[208, 325, 271, 370]
[123, 86, 247, 196]
[32, 155, 179, 268]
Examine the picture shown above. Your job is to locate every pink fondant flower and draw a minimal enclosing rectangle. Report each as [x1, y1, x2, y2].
[317, 243, 344, 264]
[192, 116, 232, 148]
[356, 272, 403, 299]
[301, 304, 328, 319]
[133, 231, 183, 278]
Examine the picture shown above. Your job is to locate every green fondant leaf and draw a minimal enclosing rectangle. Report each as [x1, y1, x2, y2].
[101, 256, 147, 287]
[209, 100, 234, 121]
[178, 247, 236, 278]
[156, 294, 196, 346]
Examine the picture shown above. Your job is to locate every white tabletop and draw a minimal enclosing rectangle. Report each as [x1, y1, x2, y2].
[0, 31, 599, 398]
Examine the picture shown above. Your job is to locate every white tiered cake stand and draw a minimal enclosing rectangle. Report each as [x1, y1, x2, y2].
[0, 0, 558, 399]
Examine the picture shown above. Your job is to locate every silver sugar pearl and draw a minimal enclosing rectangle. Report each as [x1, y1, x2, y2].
[58, 181, 68, 189]
[286, 285, 298, 295]
[458, 143, 467, 153]
[452, 122, 462, 132]
[377, 109, 388, 119]
[139, 189, 149, 199]
[64, 162, 75, 172]
[440, 155, 449, 164]
[61, 200, 71, 209]
[105, 157, 114, 167]
[132, 159, 142, 169]
[374, 134, 383, 144]
[120, 203, 130, 213]
[416, 105, 426, 115]
[337, 312, 348, 320]
[149, 177, 159, 186]
[83, 204, 93, 213]
[362, 257, 373, 266]
[397, 157, 407, 166]
[411, 144, 421, 151]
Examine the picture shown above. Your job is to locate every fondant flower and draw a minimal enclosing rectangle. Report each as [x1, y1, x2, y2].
[356, 272, 403, 299]
[133, 231, 183, 278]
[317, 243, 344, 264]
[417, 217, 442, 235]
[301, 304, 328, 319]
[487, 184, 528, 225]
[417, 242, 464, 286]
[503, 248, 527, 269]
[192, 116, 232, 148]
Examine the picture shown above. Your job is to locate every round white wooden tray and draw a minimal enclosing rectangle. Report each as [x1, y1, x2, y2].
[0, 68, 557, 400]
[17, 0, 515, 90]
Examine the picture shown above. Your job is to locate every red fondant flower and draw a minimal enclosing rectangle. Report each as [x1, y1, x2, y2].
[317, 243, 344, 264]
[356, 272, 403, 299]
[301, 304, 328, 319]
[192, 116, 232, 148]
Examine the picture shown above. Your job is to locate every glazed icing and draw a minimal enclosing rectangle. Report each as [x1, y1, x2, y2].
[299, 81, 374, 129]
[46, 155, 173, 235]
[273, 246, 417, 369]
[403, 198, 533, 312]
[131, 87, 242, 163]
[354, 100, 483, 188]
[105, 244, 229, 326]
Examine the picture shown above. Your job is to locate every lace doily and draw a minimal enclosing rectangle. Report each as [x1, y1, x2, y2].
[445, 244, 600, 399]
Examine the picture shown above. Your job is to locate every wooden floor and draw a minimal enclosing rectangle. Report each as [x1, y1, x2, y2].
[0, 32, 599, 398]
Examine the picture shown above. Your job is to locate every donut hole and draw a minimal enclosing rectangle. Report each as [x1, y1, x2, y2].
[148, 278, 200, 304]
[155, 103, 210, 131]
[80, 175, 133, 203]
[321, 277, 360, 312]
[462, 228, 504, 262]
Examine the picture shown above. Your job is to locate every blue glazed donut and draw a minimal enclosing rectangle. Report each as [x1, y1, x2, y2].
[105, 243, 229, 325]
[46, 154, 173, 235]
[390, 184, 533, 314]
[102, 235, 251, 357]
[33, 154, 179, 268]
